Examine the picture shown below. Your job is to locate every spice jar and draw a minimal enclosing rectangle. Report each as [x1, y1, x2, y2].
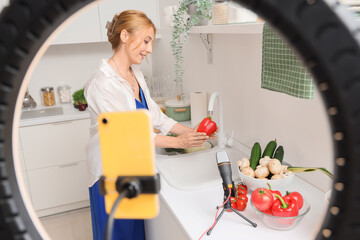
[57, 85, 71, 103]
[41, 87, 55, 106]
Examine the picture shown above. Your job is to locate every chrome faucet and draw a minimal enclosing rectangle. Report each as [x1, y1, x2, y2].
[208, 92, 225, 148]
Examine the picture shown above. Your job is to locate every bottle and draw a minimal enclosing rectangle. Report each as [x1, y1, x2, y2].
[57, 85, 71, 103]
[41, 87, 56, 106]
[212, 0, 228, 25]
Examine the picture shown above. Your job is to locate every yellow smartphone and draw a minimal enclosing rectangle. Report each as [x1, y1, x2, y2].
[98, 110, 159, 219]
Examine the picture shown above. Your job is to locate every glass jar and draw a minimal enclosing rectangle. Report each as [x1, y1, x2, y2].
[212, 0, 228, 25]
[57, 85, 71, 103]
[41, 87, 55, 106]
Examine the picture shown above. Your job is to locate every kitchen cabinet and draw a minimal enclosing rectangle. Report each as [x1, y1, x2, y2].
[19, 118, 90, 217]
[97, 0, 160, 41]
[50, 0, 160, 45]
[145, 198, 190, 240]
[17, 137, 32, 200]
[50, 2, 102, 45]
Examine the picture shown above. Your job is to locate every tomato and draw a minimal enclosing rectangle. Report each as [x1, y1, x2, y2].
[237, 183, 248, 192]
[237, 189, 247, 196]
[238, 195, 248, 203]
[227, 197, 237, 212]
[251, 188, 274, 211]
[235, 199, 247, 211]
[286, 191, 304, 209]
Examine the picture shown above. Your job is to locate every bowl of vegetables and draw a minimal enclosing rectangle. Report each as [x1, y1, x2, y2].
[250, 188, 310, 230]
[237, 140, 295, 192]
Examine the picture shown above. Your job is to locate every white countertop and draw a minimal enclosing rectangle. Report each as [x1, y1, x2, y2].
[158, 161, 328, 240]
[19, 103, 90, 127]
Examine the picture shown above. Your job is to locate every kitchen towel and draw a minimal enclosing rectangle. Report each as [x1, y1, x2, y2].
[261, 23, 315, 99]
[190, 91, 208, 127]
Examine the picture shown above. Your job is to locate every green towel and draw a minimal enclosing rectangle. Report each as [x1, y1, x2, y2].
[261, 23, 314, 99]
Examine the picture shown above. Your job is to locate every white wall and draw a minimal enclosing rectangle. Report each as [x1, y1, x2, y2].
[154, 1, 333, 192]
[27, 41, 154, 104]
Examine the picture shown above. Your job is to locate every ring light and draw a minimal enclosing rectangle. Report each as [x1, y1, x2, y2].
[0, 0, 359, 239]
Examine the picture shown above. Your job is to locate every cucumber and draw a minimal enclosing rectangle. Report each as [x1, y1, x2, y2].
[249, 142, 261, 170]
[262, 140, 277, 158]
[273, 146, 284, 163]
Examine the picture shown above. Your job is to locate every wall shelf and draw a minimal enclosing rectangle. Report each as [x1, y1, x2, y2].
[158, 22, 264, 35]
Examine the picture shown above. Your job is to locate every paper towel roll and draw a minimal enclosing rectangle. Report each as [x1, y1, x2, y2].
[190, 92, 208, 127]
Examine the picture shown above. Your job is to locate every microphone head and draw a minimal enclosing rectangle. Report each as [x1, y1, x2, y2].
[216, 151, 233, 188]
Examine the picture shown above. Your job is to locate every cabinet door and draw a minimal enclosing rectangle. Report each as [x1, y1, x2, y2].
[50, 3, 102, 45]
[98, 0, 160, 41]
[27, 160, 89, 211]
[19, 119, 90, 170]
[145, 199, 190, 240]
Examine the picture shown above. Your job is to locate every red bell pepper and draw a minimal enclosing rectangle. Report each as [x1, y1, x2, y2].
[286, 191, 304, 209]
[197, 117, 217, 136]
[271, 194, 299, 217]
[271, 194, 299, 226]
[267, 183, 281, 200]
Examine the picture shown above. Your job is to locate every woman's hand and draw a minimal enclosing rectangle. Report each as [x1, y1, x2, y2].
[175, 131, 209, 149]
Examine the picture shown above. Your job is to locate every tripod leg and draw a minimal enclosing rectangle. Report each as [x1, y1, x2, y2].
[230, 207, 257, 227]
[207, 208, 226, 235]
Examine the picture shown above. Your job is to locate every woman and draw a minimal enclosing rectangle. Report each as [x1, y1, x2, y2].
[84, 10, 209, 240]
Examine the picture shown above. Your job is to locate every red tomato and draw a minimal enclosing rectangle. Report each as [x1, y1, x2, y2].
[227, 197, 237, 212]
[237, 184, 248, 192]
[251, 188, 274, 211]
[235, 199, 247, 211]
[238, 195, 248, 203]
[237, 189, 247, 196]
[286, 191, 304, 209]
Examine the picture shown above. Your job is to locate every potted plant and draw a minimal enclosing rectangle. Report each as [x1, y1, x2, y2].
[170, 0, 212, 100]
[72, 88, 87, 111]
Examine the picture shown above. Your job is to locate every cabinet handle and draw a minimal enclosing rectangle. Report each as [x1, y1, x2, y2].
[59, 162, 79, 168]
[174, 108, 187, 112]
[52, 121, 73, 126]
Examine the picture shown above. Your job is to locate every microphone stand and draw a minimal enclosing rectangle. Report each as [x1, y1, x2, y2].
[207, 182, 257, 236]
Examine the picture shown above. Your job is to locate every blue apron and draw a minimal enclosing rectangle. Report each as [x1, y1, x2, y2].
[89, 87, 148, 240]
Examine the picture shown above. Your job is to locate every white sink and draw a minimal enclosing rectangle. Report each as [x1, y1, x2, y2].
[156, 146, 248, 191]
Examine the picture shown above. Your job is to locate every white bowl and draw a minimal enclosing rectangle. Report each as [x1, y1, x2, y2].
[238, 167, 295, 192]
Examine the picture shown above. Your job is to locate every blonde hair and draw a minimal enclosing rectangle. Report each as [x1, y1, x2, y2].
[106, 10, 156, 50]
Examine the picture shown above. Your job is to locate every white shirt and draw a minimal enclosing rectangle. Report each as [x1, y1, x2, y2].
[84, 59, 177, 187]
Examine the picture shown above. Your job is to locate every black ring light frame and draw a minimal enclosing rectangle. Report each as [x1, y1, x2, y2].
[0, 0, 359, 239]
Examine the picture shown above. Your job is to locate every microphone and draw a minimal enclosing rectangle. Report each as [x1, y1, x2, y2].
[216, 151, 236, 198]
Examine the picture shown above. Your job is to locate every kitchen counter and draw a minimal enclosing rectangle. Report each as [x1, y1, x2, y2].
[157, 157, 328, 240]
[19, 103, 90, 127]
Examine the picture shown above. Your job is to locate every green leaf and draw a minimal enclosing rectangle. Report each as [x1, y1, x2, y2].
[287, 167, 334, 179]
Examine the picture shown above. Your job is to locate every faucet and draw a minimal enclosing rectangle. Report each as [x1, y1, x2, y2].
[208, 92, 225, 148]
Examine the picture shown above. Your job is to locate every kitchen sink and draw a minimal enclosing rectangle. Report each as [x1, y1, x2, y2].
[156, 146, 247, 191]
[21, 107, 63, 119]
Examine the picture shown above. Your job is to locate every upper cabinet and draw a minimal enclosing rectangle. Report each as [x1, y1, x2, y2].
[50, 0, 160, 45]
[51, 3, 102, 45]
[97, 0, 160, 41]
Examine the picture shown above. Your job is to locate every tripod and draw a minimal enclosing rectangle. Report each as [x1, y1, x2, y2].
[207, 183, 257, 236]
